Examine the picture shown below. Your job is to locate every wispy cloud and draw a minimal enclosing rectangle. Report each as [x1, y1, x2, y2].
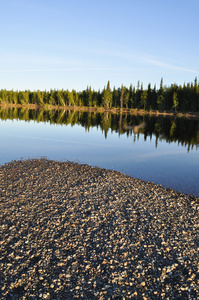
[0, 46, 197, 76]
[136, 150, 186, 160]
[145, 58, 197, 73]
[79, 42, 198, 74]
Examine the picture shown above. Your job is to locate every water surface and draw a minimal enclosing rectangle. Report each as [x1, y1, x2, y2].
[0, 108, 198, 196]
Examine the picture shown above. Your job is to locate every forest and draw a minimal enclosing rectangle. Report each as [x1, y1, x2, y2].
[0, 78, 199, 112]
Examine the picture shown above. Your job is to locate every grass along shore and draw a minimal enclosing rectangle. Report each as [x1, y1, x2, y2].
[1, 103, 199, 119]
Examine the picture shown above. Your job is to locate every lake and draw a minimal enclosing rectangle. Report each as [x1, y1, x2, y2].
[0, 107, 199, 197]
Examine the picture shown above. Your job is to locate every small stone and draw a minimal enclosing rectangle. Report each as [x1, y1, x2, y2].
[140, 282, 146, 287]
[0, 158, 198, 299]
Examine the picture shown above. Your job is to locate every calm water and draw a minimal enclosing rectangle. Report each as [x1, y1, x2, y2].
[0, 108, 199, 196]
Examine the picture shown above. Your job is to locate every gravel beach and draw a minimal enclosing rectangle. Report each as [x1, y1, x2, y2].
[0, 159, 198, 299]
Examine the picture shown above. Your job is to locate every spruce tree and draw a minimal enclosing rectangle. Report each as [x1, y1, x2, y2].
[173, 92, 178, 113]
[120, 84, 124, 109]
[157, 78, 164, 110]
[102, 81, 112, 109]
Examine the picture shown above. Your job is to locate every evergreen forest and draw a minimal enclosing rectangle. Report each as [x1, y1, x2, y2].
[0, 78, 199, 113]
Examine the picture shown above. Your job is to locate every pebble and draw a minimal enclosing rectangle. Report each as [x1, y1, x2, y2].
[0, 158, 198, 299]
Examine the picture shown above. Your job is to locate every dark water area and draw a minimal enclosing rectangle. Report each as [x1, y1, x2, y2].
[0, 107, 199, 196]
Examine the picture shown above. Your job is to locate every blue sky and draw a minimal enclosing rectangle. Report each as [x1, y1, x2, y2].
[1, 0, 198, 91]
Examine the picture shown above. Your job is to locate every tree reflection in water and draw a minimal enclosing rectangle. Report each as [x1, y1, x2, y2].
[0, 107, 198, 151]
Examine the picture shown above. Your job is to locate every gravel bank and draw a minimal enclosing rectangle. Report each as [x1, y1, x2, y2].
[0, 159, 198, 299]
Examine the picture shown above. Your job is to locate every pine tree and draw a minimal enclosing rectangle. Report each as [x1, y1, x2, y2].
[86, 86, 93, 107]
[124, 88, 129, 109]
[135, 80, 141, 108]
[157, 78, 164, 110]
[129, 84, 134, 108]
[1, 89, 8, 103]
[36, 91, 44, 105]
[120, 84, 124, 109]
[173, 92, 178, 113]
[147, 83, 152, 110]
[57, 91, 65, 106]
[140, 90, 148, 110]
[112, 87, 119, 107]
[102, 81, 112, 109]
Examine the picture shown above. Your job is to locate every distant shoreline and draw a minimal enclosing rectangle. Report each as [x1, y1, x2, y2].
[1, 103, 199, 119]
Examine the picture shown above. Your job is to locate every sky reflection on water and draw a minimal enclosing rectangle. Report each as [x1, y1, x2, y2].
[1, 119, 198, 197]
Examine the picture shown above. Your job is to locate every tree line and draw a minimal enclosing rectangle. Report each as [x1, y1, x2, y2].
[0, 78, 199, 112]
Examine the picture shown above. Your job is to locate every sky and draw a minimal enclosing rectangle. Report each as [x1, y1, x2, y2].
[0, 0, 199, 92]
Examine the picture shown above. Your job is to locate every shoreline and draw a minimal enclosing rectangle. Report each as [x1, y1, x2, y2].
[1, 158, 198, 198]
[1, 103, 199, 119]
[0, 158, 198, 299]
